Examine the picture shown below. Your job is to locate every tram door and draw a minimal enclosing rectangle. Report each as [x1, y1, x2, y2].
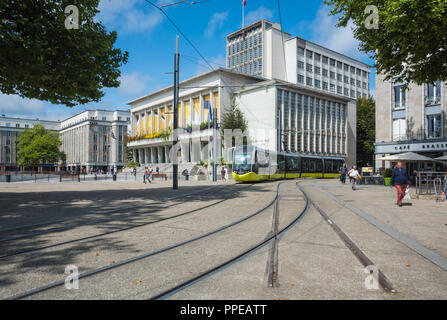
[256, 149, 270, 178]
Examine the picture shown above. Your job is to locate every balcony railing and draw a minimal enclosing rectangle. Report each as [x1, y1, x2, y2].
[425, 96, 441, 106]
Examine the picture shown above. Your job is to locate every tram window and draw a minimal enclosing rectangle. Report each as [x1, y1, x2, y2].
[277, 154, 286, 172]
[256, 150, 269, 168]
[325, 160, 333, 173]
[286, 156, 300, 173]
[316, 159, 323, 172]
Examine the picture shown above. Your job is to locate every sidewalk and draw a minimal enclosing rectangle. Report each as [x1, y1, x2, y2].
[312, 180, 447, 259]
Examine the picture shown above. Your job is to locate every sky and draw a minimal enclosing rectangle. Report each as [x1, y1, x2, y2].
[0, 0, 375, 121]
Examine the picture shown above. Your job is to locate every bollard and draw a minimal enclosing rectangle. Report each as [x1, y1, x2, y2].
[60, 174, 62, 182]
[78, 175, 81, 182]
[113, 174, 117, 182]
[6, 174, 11, 183]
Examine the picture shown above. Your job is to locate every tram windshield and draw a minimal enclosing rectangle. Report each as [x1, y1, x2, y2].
[233, 146, 254, 173]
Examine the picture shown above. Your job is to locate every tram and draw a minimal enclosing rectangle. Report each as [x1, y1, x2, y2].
[232, 145, 345, 182]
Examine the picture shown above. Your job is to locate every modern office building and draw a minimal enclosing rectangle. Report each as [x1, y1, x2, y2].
[226, 20, 371, 100]
[375, 75, 447, 171]
[59, 110, 131, 173]
[0, 110, 130, 172]
[128, 20, 369, 166]
[0, 115, 61, 171]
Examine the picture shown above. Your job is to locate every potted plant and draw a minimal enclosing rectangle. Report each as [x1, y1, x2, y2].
[383, 168, 393, 186]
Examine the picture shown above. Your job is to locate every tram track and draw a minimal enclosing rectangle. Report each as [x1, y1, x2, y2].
[0, 183, 253, 260]
[149, 181, 310, 300]
[6, 181, 282, 300]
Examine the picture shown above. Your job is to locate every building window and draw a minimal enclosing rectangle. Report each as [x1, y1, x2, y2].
[337, 86, 342, 94]
[298, 61, 304, 69]
[393, 85, 406, 109]
[322, 69, 328, 77]
[330, 84, 335, 93]
[297, 47, 304, 56]
[425, 81, 441, 105]
[306, 77, 313, 86]
[322, 56, 328, 64]
[427, 114, 442, 139]
[25, 124, 29, 128]
[314, 79, 320, 88]
[306, 50, 313, 59]
[323, 82, 328, 90]
[298, 74, 304, 84]
[330, 71, 335, 80]
[393, 119, 407, 141]
[306, 63, 312, 72]
[16, 123, 20, 128]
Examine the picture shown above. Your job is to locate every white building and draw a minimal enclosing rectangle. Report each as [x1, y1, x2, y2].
[127, 69, 261, 165]
[0, 110, 130, 172]
[0, 115, 61, 171]
[227, 20, 371, 100]
[128, 19, 370, 167]
[59, 110, 131, 172]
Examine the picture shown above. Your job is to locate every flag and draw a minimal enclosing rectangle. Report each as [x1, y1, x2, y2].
[203, 100, 213, 122]
[243, 0, 246, 6]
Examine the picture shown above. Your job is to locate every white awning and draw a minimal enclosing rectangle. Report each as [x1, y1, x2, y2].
[376, 152, 435, 162]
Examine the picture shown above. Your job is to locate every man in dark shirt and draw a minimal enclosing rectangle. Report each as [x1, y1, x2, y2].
[391, 161, 408, 207]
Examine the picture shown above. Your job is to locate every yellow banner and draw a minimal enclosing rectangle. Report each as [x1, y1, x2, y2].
[154, 110, 158, 133]
[184, 101, 190, 126]
[168, 106, 173, 130]
[193, 98, 200, 123]
[147, 112, 152, 134]
[214, 92, 219, 122]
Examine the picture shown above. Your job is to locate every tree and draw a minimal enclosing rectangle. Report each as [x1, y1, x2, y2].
[356, 97, 376, 167]
[325, 0, 447, 85]
[17, 125, 66, 167]
[0, 0, 128, 106]
[221, 104, 248, 133]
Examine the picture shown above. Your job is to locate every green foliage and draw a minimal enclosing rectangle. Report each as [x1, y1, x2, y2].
[383, 168, 393, 178]
[221, 105, 248, 133]
[325, 0, 447, 85]
[17, 125, 66, 166]
[356, 97, 376, 167]
[124, 135, 133, 163]
[0, 0, 128, 106]
[124, 161, 140, 168]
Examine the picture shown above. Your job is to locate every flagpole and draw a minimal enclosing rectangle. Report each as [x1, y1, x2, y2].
[242, 2, 244, 28]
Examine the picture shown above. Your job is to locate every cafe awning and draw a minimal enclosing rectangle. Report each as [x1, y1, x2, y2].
[376, 152, 435, 162]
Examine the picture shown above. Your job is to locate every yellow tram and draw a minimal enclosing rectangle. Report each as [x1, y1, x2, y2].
[232, 145, 345, 182]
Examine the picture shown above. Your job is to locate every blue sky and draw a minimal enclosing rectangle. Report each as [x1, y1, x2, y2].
[0, 0, 375, 121]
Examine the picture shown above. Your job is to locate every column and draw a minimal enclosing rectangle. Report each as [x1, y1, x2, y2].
[157, 146, 164, 163]
[145, 147, 150, 164]
[165, 146, 170, 163]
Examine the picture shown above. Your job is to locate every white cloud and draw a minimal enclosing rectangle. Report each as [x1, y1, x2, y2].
[205, 11, 229, 38]
[245, 6, 274, 26]
[96, 0, 163, 34]
[307, 5, 366, 61]
[0, 93, 46, 117]
[118, 72, 151, 95]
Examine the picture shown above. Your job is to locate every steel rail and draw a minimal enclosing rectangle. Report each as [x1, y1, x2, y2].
[149, 181, 310, 300]
[0, 184, 253, 260]
[6, 182, 281, 300]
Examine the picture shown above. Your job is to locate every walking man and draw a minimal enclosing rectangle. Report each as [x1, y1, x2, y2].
[391, 161, 408, 207]
[339, 163, 347, 184]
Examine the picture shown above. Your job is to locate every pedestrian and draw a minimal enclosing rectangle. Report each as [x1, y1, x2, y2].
[156, 166, 159, 174]
[441, 174, 447, 202]
[221, 166, 226, 181]
[144, 167, 151, 184]
[391, 161, 408, 207]
[339, 163, 347, 184]
[348, 166, 360, 190]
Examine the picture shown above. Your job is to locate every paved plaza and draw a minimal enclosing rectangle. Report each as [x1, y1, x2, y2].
[0, 179, 445, 299]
